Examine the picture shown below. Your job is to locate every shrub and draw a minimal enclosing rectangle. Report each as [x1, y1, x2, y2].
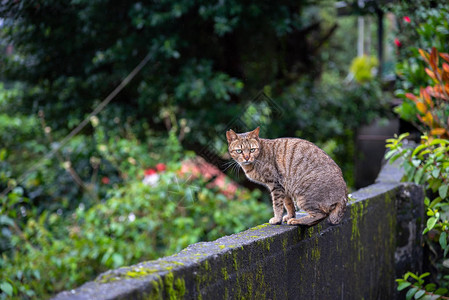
[388, 2, 449, 125]
[0, 113, 271, 299]
[349, 55, 379, 83]
[401, 47, 449, 138]
[385, 47, 449, 299]
[386, 134, 449, 298]
[0, 143, 270, 299]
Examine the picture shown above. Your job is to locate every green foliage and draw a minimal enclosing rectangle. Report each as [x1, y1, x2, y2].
[384, 2, 449, 296]
[0, 1, 389, 188]
[0, 83, 270, 298]
[0, 129, 270, 299]
[387, 133, 449, 298]
[0, 1, 390, 298]
[350, 55, 379, 83]
[0, 0, 334, 142]
[386, 2, 449, 124]
[396, 272, 449, 300]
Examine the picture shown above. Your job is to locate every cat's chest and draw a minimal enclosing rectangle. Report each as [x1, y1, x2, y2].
[243, 162, 282, 185]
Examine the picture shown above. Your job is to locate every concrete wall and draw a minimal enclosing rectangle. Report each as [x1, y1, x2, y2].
[53, 161, 424, 300]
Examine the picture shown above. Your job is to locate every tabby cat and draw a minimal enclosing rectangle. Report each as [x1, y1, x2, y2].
[226, 127, 347, 226]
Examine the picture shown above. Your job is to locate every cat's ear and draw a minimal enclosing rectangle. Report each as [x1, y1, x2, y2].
[249, 127, 260, 139]
[226, 129, 239, 143]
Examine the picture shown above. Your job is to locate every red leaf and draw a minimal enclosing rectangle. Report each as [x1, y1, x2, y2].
[430, 128, 447, 136]
[405, 93, 418, 101]
[443, 63, 449, 73]
[440, 53, 449, 63]
[416, 102, 427, 114]
[425, 68, 437, 81]
[421, 87, 432, 105]
[419, 49, 430, 63]
[430, 47, 439, 70]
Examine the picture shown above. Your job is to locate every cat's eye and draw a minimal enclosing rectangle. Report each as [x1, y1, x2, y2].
[250, 148, 256, 153]
[235, 149, 242, 154]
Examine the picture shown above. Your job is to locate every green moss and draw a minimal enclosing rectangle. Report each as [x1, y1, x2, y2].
[221, 267, 229, 280]
[282, 238, 288, 255]
[234, 270, 254, 299]
[195, 280, 202, 300]
[203, 260, 210, 271]
[194, 260, 212, 300]
[246, 275, 253, 298]
[255, 263, 267, 299]
[311, 244, 321, 261]
[174, 278, 186, 298]
[146, 276, 163, 300]
[164, 272, 186, 300]
[250, 223, 270, 230]
[234, 265, 241, 298]
[259, 236, 274, 251]
[350, 201, 367, 262]
[307, 227, 314, 238]
[385, 192, 396, 255]
[351, 202, 361, 241]
[98, 265, 167, 283]
[125, 268, 158, 278]
[232, 252, 239, 271]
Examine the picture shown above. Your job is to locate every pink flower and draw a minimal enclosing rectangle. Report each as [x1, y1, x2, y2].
[101, 177, 110, 184]
[403, 16, 411, 23]
[156, 163, 166, 172]
[394, 38, 402, 47]
[144, 168, 156, 176]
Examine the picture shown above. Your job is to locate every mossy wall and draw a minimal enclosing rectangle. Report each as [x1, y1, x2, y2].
[53, 163, 424, 300]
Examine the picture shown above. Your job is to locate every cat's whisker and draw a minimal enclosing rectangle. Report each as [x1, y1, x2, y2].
[233, 164, 241, 177]
[222, 160, 235, 167]
[232, 162, 241, 176]
[222, 160, 237, 172]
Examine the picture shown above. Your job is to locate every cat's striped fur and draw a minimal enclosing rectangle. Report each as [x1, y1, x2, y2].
[226, 127, 347, 226]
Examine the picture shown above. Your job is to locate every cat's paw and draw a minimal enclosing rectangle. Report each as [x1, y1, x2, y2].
[282, 215, 294, 223]
[269, 217, 282, 225]
[287, 218, 299, 225]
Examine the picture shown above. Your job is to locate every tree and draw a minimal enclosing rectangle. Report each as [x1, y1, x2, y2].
[1, 0, 332, 137]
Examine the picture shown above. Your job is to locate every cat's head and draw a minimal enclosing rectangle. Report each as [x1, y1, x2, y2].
[226, 127, 261, 166]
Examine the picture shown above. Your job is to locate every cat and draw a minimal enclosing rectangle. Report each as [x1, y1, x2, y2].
[226, 127, 347, 226]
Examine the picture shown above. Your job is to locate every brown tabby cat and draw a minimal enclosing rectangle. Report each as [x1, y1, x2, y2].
[226, 127, 347, 226]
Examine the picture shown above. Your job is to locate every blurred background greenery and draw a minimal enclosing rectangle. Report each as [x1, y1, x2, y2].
[1, 0, 445, 298]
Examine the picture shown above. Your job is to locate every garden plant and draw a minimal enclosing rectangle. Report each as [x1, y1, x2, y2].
[0, 1, 392, 298]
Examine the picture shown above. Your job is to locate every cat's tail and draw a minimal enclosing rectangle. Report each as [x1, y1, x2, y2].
[328, 199, 347, 225]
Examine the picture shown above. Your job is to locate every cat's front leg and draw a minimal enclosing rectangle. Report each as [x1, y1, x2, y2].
[282, 197, 296, 223]
[269, 184, 285, 225]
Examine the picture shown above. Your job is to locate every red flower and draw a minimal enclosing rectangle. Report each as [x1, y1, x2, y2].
[403, 16, 411, 23]
[144, 168, 157, 176]
[156, 163, 166, 172]
[394, 38, 402, 47]
[101, 177, 110, 184]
